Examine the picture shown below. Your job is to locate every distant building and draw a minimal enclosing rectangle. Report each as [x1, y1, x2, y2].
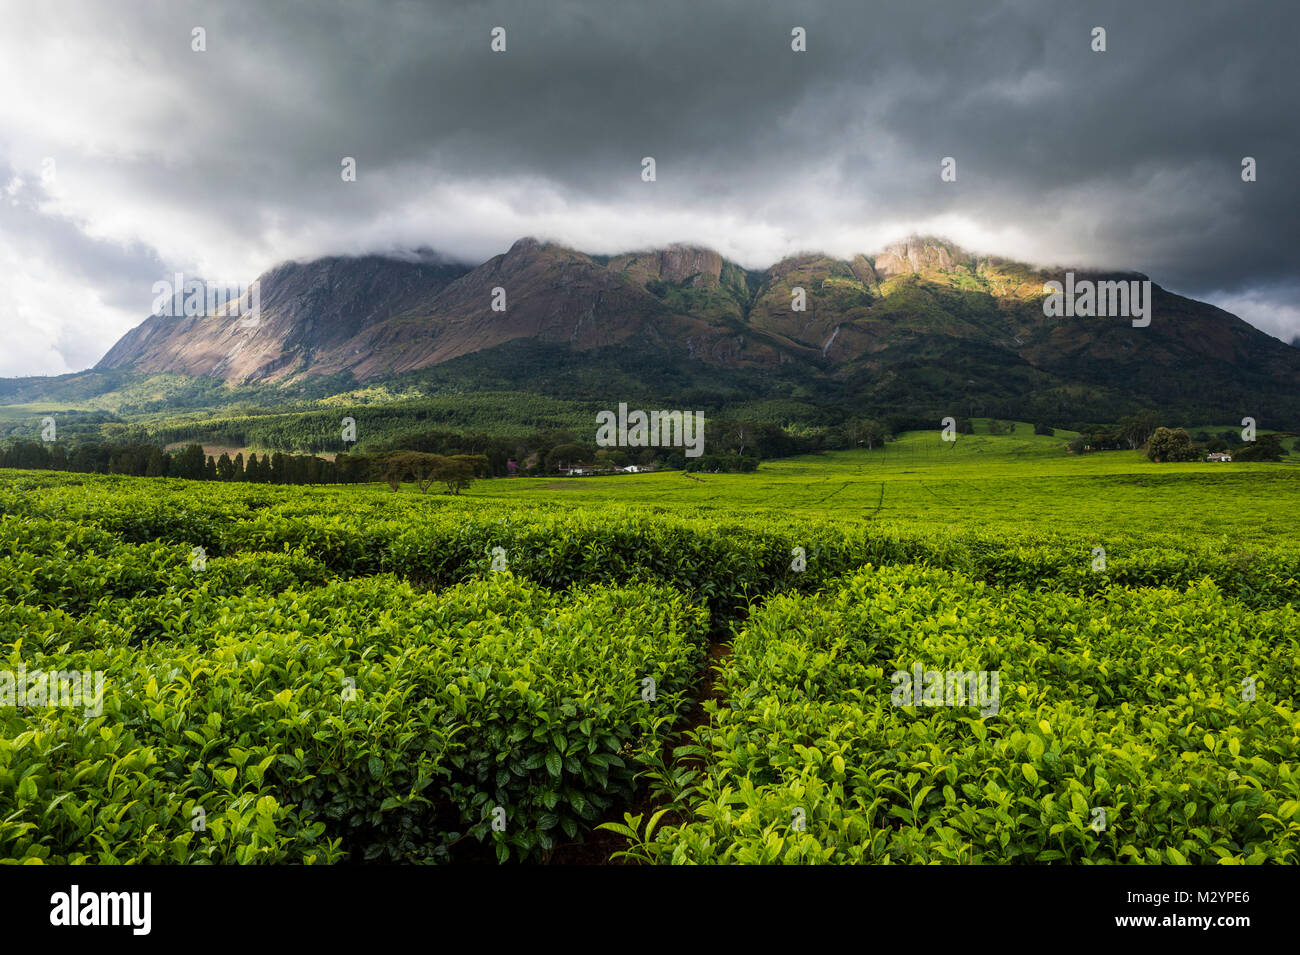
[1206, 452, 1232, 462]
[622, 465, 643, 473]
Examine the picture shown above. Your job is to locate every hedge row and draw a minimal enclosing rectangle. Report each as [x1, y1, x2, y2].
[613, 566, 1300, 863]
[1, 576, 706, 863]
[1, 483, 1296, 621]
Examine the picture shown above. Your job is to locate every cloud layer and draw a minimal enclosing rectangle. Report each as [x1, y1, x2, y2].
[1, 0, 1296, 376]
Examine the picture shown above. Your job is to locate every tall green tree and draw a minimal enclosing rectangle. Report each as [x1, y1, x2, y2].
[1147, 427, 1195, 462]
[145, 447, 167, 477]
[174, 444, 206, 480]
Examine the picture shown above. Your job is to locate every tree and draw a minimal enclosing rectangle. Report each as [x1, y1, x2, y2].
[216, 452, 235, 481]
[1147, 427, 1196, 462]
[145, 447, 168, 477]
[1034, 422, 1054, 436]
[335, 452, 370, 483]
[731, 421, 748, 456]
[1234, 433, 1284, 461]
[233, 452, 245, 481]
[546, 443, 588, 473]
[435, 455, 481, 494]
[376, 452, 441, 492]
[843, 417, 888, 450]
[1119, 409, 1160, 450]
[174, 444, 206, 480]
[371, 452, 482, 493]
[377, 453, 405, 491]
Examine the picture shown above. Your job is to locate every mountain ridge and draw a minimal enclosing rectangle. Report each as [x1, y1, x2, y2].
[15, 233, 1297, 428]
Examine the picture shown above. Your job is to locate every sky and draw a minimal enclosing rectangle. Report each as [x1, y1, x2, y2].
[1, 0, 1297, 378]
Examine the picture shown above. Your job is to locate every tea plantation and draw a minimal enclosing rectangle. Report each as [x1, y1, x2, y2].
[2, 437, 1297, 864]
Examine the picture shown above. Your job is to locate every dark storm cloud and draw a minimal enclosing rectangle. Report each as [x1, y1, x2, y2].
[1, 0, 1297, 374]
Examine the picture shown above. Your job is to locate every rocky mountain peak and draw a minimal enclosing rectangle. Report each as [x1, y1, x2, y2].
[873, 235, 973, 278]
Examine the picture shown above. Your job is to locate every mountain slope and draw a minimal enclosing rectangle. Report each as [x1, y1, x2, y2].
[96, 254, 471, 383]
[76, 235, 1300, 426]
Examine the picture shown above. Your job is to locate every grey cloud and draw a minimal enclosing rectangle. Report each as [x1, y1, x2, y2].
[1, 0, 1297, 373]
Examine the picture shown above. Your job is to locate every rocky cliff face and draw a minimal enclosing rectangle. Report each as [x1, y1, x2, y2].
[97, 255, 470, 383]
[608, 245, 726, 287]
[873, 237, 969, 278]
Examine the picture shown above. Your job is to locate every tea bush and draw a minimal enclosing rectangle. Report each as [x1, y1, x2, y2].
[1, 574, 706, 863]
[2, 472, 1296, 865]
[611, 566, 1300, 863]
[3, 478, 1295, 613]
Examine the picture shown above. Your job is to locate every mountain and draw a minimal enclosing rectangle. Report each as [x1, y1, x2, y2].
[33, 235, 1300, 426]
[96, 254, 472, 382]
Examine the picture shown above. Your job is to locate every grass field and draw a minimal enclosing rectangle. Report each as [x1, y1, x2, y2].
[472, 426, 1300, 543]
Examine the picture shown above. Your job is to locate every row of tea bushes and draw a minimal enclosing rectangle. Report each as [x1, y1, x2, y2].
[2, 472, 1297, 866]
[0, 514, 337, 619]
[612, 566, 1300, 863]
[1, 575, 706, 863]
[3, 479, 1297, 620]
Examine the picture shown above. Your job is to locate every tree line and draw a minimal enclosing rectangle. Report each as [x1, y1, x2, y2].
[0, 439, 499, 493]
[1062, 410, 1289, 461]
[0, 440, 360, 483]
[1144, 428, 1287, 462]
[0, 415, 953, 484]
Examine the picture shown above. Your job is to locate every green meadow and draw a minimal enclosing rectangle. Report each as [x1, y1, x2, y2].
[472, 425, 1300, 543]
